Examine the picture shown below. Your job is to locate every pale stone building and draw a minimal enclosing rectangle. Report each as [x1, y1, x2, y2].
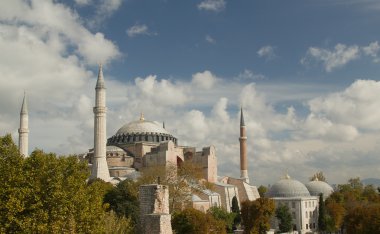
[266, 175, 320, 234]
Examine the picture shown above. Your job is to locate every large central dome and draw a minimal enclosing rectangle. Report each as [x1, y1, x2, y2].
[116, 120, 170, 135]
[107, 114, 177, 146]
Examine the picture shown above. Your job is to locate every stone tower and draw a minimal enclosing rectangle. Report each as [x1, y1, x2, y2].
[90, 64, 110, 181]
[18, 92, 29, 157]
[239, 107, 249, 183]
[139, 184, 172, 234]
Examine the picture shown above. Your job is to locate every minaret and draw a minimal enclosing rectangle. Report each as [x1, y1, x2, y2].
[90, 64, 110, 181]
[239, 107, 249, 183]
[18, 92, 29, 157]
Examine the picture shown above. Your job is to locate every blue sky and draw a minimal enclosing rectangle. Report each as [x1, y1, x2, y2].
[1, 0, 380, 186]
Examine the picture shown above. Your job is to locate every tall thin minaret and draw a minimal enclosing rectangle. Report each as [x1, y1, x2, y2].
[90, 64, 110, 181]
[18, 92, 29, 157]
[239, 107, 249, 183]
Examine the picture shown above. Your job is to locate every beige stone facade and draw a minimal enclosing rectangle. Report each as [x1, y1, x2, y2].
[139, 184, 172, 234]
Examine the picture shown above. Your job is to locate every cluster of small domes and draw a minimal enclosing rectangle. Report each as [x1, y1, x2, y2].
[266, 174, 334, 198]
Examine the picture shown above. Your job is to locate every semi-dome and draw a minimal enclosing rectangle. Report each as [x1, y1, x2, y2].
[107, 114, 177, 146]
[305, 178, 334, 198]
[266, 175, 311, 198]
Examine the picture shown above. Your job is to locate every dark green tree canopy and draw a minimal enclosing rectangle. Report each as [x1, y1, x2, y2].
[275, 204, 292, 232]
[0, 134, 130, 233]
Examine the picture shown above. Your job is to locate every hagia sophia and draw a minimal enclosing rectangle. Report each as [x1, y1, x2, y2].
[16, 65, 334, 234]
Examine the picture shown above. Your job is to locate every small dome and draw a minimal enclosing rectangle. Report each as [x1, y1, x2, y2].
[305, 179, 334, 198]
[116, 120, 170, 135]
[267, 175, 311, 198]
[106, 145, 126, 152]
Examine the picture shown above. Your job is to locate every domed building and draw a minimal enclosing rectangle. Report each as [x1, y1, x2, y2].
[305, 178, 334, 200]
[86, 113, 217, 183]
[81, 66, 260, 213]
[266, 174, 319, 234]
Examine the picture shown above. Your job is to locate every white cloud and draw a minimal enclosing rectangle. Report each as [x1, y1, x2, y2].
[75, 0, 92, 6]
[0, 0, 121, 154]
[236, 69, 265, 80]
[197, 0, 226, 12]
[191, 70, 218, 89]
[0, 0, 121, 65]
[88, 0, 124, 28]
[205, 34, 215, 44]
[307, 79, 380, 130]
[257, 45, 276, 60]
[301, 43, 360, 72]
[134, 75, 189, 106]
[362, 41, 380, 63]
[126, 23, 155, 37]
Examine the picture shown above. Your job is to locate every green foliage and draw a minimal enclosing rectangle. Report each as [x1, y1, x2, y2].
[0, 134, 114, 233]
[207, 206, 235, 232]
[318, 193, 327, 232]
[172, 208, 226, 234]
[138, 161, 206, 212]
[310, 171, 327, 182]
[231, 196, 241, 226]
[325, 200, 345, 232]
[241, 198, 275, 234]
[258, 185, 267, 198]
[275, 204, 292, 232]
[325, 177, 380, 233]
[103, 178, 140, 226]
[103, 211, 134, 234]
[345, 203, 380, 234]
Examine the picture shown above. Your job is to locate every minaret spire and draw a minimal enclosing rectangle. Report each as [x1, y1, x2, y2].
[91, 64, 110, 181]
[18, 92, 29, 156]
[239, 107, 249, 183]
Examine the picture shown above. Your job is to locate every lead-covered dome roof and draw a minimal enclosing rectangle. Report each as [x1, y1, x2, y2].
[266, 175, 311, 198]
[305, 178, 334, 198]
[107, 114, 177, 146]
[116, 120, 170, 135]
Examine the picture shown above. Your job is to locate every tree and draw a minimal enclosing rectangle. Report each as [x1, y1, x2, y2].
[258, 185, 268, 197]
[103, 178, 140, 226]
[207, 206, 235, 232]
[103, 211, 134, 234]
[325, 199, 345, 232]
[172, 208, 226, 234]
[138, 161, 205, 212]
[275, 204, 292, 233]
[310, 171, 326, 182]
[318, 193, 327, 232]
[231, 196, 241, 227]
[0, 135, 113, 233]
[241, 198, 275, 234]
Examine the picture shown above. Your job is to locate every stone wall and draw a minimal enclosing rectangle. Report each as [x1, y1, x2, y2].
[139, 184, 172, 234]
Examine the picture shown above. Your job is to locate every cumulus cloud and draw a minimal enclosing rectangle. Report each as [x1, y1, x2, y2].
[301, 43, 360, 72]
[0, 0, 121, 154]
[126, 23, 155, 37]
[191, 70, 218, 89]
[197, 0, 226, 12]
[134, 75, 189, 106]
[0, 0, 121, 65]
[308, 79, 380, 130]
[257, 45, 276, 60]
